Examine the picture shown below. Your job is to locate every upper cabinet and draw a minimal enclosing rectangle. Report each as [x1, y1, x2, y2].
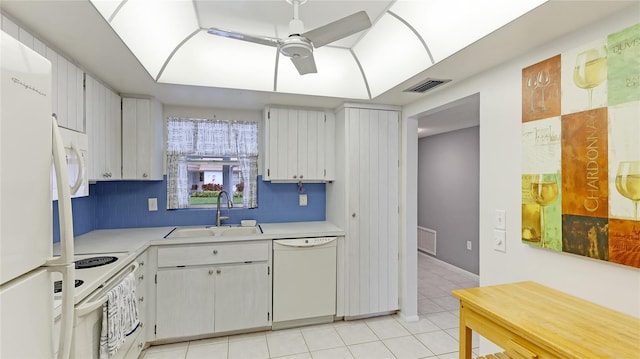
[122, 97, 164, 180]
[85, 74, 122, 181]
[264, 106, 335, 182]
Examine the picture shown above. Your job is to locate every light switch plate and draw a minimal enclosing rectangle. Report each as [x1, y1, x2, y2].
[495, 209, 506, 230]
[494, 229, 506, 252]
[299, 194, 308, 206]
[148, 198, 158, 211]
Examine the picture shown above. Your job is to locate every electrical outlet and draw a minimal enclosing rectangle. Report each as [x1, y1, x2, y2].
[466, 241, 472, 251]
[299, 194, 308, 206]
[148, 198, 158, 211]
[494, 229, 506, 252]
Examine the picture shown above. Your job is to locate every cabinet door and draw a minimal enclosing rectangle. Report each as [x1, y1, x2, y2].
[214, 263, 269, 332]
[297, 110, 326, 181]
[265, 107, 331, 181]
[265, 107, 297, 180]
[155, 267, 215, 340]
[122, 98, 162, 180]
[86, 75, 121, 180]
[346, 108, 400, 317]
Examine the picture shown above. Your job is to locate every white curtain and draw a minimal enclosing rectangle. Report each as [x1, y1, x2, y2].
[166, 117, 259, 209]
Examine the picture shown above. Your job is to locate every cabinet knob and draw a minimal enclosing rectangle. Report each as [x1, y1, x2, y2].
[300, 175, 303, 179]
[138, 342, 144, 349]
[216, 269, 221, 274]
[138, 296, 144, 302]
[138, 274, 144, 281]
[140, 322, 144, 328]
[293, 175, 297, 179]
[143, 173, 149, 178]
[209, 269, 214, 275]
[139, 261, 144, 267]
[352, 213, 357, 218]
[213, 249, 218, 255]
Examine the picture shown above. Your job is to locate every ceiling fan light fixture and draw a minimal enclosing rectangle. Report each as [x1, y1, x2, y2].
[279, 37, 313, 58]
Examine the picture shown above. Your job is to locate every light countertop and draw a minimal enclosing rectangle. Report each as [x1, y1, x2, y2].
[55, 221, 344, 256]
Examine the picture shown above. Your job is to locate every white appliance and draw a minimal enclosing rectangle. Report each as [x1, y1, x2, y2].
[0, 30, 76, 359]
[52, 127, 88, 200]
[272, 237, 337, 329]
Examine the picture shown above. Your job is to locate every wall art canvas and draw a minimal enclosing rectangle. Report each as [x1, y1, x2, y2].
[521, 23, 640, 268]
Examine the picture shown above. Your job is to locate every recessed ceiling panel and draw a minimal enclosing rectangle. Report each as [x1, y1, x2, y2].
[90, 0, 122, 21]
[159, 31, 276, 92]
[276, 46, 369, 99]
[109, 0, 199, 78]
[391, 0, 547, 62]
[354, 13, 430, 98]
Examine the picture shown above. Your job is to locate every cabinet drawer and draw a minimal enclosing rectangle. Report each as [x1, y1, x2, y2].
[157, 242, 269, 267]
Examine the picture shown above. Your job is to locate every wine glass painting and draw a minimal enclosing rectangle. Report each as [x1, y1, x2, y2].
[615, 161, 640, 220]
[530, 173, 560, 248]
[521, 22, 640, 269]
[573, 45, 608, 109]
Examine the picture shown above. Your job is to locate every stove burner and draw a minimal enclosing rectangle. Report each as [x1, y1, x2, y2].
[53, 279, 84, 293]
[75, 256, 118, 269]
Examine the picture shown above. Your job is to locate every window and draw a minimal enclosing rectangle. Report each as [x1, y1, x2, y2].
[186, 157, 244, 207]
[166, 117, 258, 209]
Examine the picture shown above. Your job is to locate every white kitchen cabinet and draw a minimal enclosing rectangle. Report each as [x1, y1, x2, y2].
[126, 251, 148, 358]
[214, 263, 270, 332]
[264, 106, 335, 182]
[52, 50, 84, 132]
[156, 267, 215, 339]
[154, 241, 271, 341]
[122, 97, 163, 180]
[327, 105, 400, 318]
[85, 74, 122, 180]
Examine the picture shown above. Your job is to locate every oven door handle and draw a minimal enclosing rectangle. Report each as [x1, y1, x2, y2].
[75, 261, 139, 317]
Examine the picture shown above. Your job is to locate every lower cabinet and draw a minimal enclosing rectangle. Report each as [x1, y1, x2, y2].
[154, 241, 271, 341]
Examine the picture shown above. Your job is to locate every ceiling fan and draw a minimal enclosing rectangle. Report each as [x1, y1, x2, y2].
[207, 0, 372, 75]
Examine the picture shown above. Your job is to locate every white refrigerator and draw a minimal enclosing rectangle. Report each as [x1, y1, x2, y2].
[0, 31, 76, 359]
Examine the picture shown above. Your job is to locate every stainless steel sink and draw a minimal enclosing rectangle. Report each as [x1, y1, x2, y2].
[165, 225, 261, 238]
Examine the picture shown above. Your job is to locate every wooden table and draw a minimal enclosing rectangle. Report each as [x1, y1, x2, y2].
[452, 281, 640, 359]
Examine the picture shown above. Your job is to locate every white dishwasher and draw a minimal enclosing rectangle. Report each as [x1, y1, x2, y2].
[272, 237, 337, 329]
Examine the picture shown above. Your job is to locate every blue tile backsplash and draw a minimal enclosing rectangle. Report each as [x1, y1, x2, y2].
[53, 176, 326, 243]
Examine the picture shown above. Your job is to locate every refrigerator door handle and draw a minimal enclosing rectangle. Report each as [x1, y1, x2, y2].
[68, 141, 84, 195]
[49, 263, 75, 359]
[47, 115, 75, 266]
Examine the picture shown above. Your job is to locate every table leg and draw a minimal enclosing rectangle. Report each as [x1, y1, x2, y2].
[459, 302, 472, 359]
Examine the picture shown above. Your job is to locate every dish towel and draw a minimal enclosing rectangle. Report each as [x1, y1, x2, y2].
[99, 272, 140, 359]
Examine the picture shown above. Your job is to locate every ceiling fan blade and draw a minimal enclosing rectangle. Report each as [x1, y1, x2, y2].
[207, 28, 279, 47]
[290, 55, 317, 75]
[303, 11, 371, 48]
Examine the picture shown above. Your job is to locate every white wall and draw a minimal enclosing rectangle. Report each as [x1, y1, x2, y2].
[403, 5, 640, 352]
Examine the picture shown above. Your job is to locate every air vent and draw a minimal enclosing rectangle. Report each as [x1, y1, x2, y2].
[404, 78, 451, 93]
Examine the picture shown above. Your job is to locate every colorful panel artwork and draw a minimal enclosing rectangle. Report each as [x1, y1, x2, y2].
[521, 23, 640, 268]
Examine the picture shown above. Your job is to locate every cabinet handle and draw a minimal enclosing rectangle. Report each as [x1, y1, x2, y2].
[142, 173, 148, 178]
[213, 249, 218, 255]
[208, 269, 214, 275]
[138, 274, 144, 281]
[138, 342, 144, 349]
[139, 261, 144, 267]
[216, 269, 221, 274]
[138, 296, 144, 302]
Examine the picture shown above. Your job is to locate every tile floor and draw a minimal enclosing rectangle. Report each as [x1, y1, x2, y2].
[140, 253, 480, 359]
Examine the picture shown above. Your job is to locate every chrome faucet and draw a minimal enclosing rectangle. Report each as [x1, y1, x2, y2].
[216, 190, 233, 226]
